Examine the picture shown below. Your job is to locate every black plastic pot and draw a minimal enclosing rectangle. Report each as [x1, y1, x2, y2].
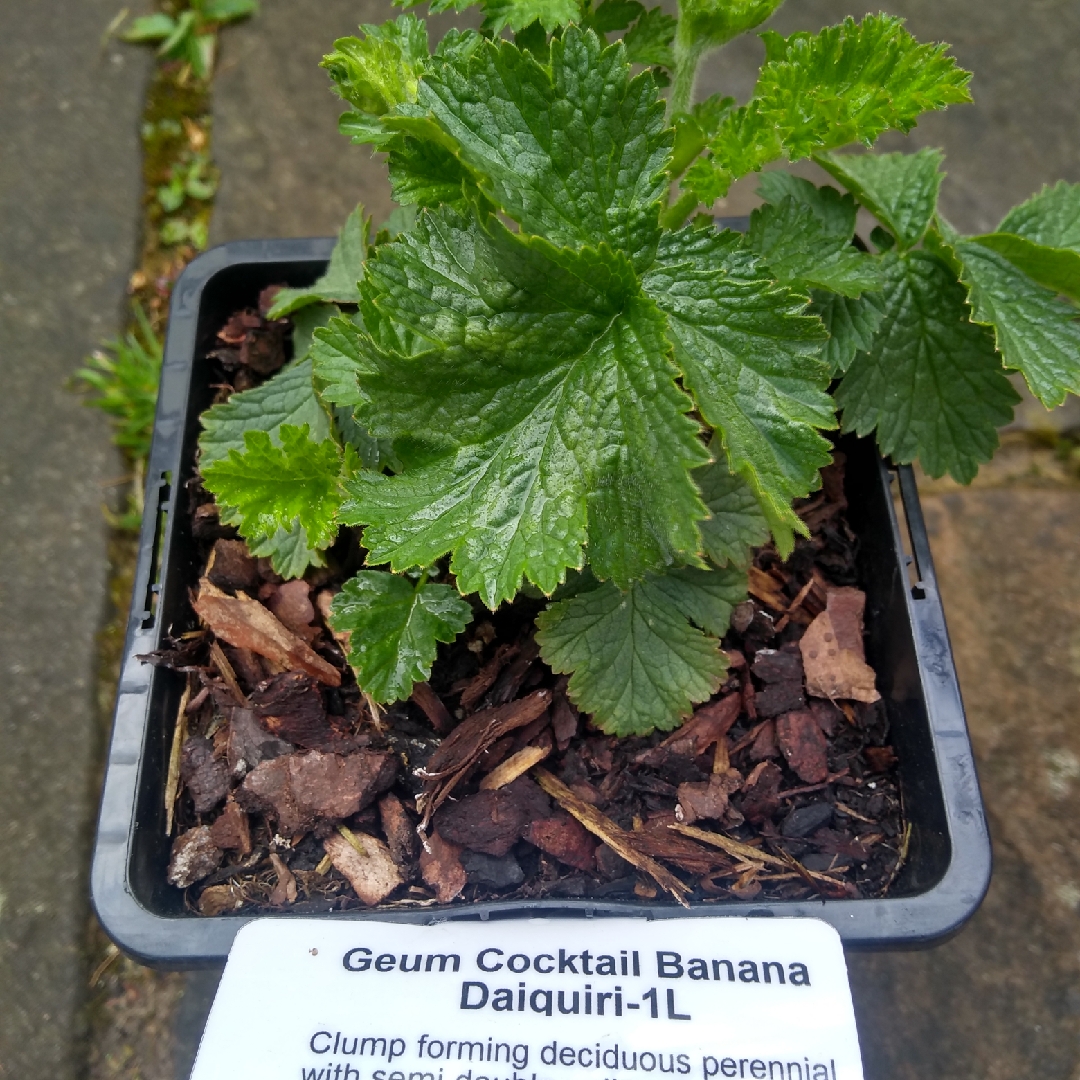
[91, 237, 992, 967]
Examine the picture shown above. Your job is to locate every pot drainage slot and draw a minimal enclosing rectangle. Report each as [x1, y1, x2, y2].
[895, 466, 931, 600]
[140, 472, 172, 629]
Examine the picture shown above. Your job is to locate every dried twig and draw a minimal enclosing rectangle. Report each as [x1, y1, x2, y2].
[164, 682, 190, 836]
[535, 768, 691, 906]
[209, 639, 247, 705]
[480, 744, 549, 791]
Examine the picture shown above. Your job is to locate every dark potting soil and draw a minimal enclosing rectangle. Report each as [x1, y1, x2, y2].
[147, 294, 907, 917]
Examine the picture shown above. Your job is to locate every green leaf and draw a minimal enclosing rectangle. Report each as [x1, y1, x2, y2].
[999, 181, 1080, 252]
[817, 149, 944, 251]
[290, 303, 340, 365]
[670, 95, 734, 178]
[621, 7, 677, 68]
[588, 0, 643, 34]
[198, 0, 259, 23]
[387, 136, 471, 208]
[322, 14, 429, 147]
[810, 289, 885, 375]
[122, 13, 176, 42]
[338, 206, 710, 606]
[311, 315, 368, 408]
[201, 424, 347, 550]
[837, 251, 1019, 482]
[407, 28, 672, 270]
[199, 357, 331, 467]
[535, 567, 736, 736]
[694, 441, 770, 568]
[158, 10, 197, 56]
[969, 232, 1080, 305]
[952, 238, 1080, 408]
[676, 0, 784, 52]
[694, 15, 970, 200]
[757, 172, 856, 237]
[268, 206, 369, 317]
[748, 197, 881, 296]
[481, 0, 581, 33]
[249, 522, 327, 579]
[642, 225, 833, 555]
[329, 570, 473, 703]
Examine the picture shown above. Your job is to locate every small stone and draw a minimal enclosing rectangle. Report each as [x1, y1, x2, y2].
[167, 826, 223, 888]
[460, 851, 525, 889]
[781, 803, 835, 838]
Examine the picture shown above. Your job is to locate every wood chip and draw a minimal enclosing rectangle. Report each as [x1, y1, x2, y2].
[479, 744, 550, 791]
[534, 768, 690, 907]
[800, 587, 879, 703]
[748, 566, 788, 611]
[268, 853, 298, 905]
[419, 832, 467, 903]
[411, 682, 452, 734]
[323, 831, 403, 906]
[193, 578, 340, 686]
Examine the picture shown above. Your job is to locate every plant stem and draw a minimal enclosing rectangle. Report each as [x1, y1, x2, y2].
[670, 36, 707, 117]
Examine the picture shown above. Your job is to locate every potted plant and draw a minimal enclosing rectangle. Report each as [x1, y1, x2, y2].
[93, 0, 1080, 964]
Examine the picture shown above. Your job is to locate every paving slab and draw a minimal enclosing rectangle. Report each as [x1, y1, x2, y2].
[0, 3, 149, 1077]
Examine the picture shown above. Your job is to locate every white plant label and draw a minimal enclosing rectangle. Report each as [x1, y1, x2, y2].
[190, 917, 863, 1080]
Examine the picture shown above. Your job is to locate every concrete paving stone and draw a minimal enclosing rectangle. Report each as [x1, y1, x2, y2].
[0, 2, 149, 1077]
[210, 0, 475, 243]
[174, 2, 1080, 1076]
[849, 481, 1080, 1078]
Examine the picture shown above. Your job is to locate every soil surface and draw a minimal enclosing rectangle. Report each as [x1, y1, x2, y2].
[148, 295, 907, 917]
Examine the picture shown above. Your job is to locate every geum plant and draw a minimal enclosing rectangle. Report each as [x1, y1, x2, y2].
[200, 0, 1080, 738]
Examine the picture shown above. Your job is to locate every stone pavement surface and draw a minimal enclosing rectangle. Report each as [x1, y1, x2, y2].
[0, 3, 148, 1077]
[3, 1, 1080, 1078]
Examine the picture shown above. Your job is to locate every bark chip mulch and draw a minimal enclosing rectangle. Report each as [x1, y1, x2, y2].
[146, 297, 908, 916]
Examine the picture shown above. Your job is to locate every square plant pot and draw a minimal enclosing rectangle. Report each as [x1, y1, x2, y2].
[91, 236, 992, 967]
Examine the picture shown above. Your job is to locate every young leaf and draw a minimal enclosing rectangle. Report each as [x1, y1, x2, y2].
[748, 197, 881, 297]
[676, 0, 784, 53]
[951, 238, 1080, 408]
[998, 181, 1080, 252]
[337, 206, 710, 606]
[694, 443, 770, 569]
[621, 7, 677, 68]
[329, 570, 472, 703]
[810, 289, 885, 375]
[404, 28, 672, 270]
[817, 149, 944, 251]
[587, 0, 643, 34]
[693, 15, 970, 200]
[837, 251, 1019, 482]
[199, 0, 259, 23]
[669, 95, 734, 179]
[322, 14, 430, 147]
[201, 424, 347, 549]
[121, 13, 177, 42]
[267, 207, 368, 317]
[481, 0, 582, 33]
[641, 225, 834, 554]
[249, 522, 327, 579]
[535, 566, 741, 736]
[199, 358, 330, 466]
